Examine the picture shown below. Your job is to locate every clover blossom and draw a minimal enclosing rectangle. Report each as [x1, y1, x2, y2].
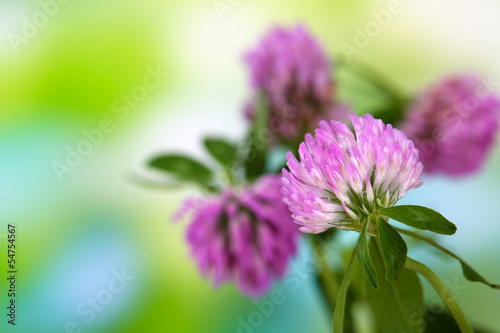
[177, 175, 298, 298]
[282, 113, 423, 234]
[401, 75, 500, 175]
[244, 24, 343, 143]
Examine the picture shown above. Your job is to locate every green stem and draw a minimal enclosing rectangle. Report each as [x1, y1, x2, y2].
[333, 246, 357, 333]
[396, 227, 500, 289]
[405, 257, 473, 333]
[312, 237, 340, 311]
[396, 227, 454, 255]
[225, 166, 235, 186]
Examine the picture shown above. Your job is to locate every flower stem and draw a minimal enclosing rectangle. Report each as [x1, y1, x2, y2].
[333, 245, 357, 333]
[404, 257, 474, 333]
[396, 227, 500, 289]
[312, 236, 340, 311]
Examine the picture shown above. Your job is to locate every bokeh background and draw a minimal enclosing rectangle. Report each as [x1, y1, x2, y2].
[1, 0, 500, 332]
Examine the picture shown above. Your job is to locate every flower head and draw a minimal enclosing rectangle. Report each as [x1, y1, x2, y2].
[244, 24, 343, 143]
[401, 76, 500, 175]
[282, 113, 423, 234]
[178, 175, 298, 298]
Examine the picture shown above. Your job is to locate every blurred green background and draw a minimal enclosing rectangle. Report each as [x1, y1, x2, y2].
[1, 0, 500, 332]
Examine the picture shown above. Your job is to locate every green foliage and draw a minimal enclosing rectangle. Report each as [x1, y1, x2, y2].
[335, 59, 407, 125]
[366, 240, 424, 333]
[405, 257, 474, 333]
[380, 205, 457, 235]
[245, 93, 269, 180]
[356, 217, 378, 289]
[459, 261, 500, 289]
[203, 137, 238, 166]
[149, 154, 213, 187]
[332, 249, 357, 333]
[397, 228, 500, 290]
[377, 217, 407, 282]
[244, 143, 267, 181]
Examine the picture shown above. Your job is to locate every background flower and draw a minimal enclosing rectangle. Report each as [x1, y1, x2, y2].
[282, 113, 423, 234]
[178, 175, 298, 297]
[400, 75, 500, 176]
[244, 24, 343, 143]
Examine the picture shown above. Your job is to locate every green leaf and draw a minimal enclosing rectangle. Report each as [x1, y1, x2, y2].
[377, 217, 408, 281]
[366, 239, 424, 333]
[148, 154, 213, 186]
[396, 227, 500, 290]
[380, 205, 457, 235]
[336, 59, 407, 126]
[333, 248, 357, 333]
[203, 137, 238, 166]
[356, 217, 378, 289]
[244, 94, 269, 180]
[460, 263, 500, 289]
